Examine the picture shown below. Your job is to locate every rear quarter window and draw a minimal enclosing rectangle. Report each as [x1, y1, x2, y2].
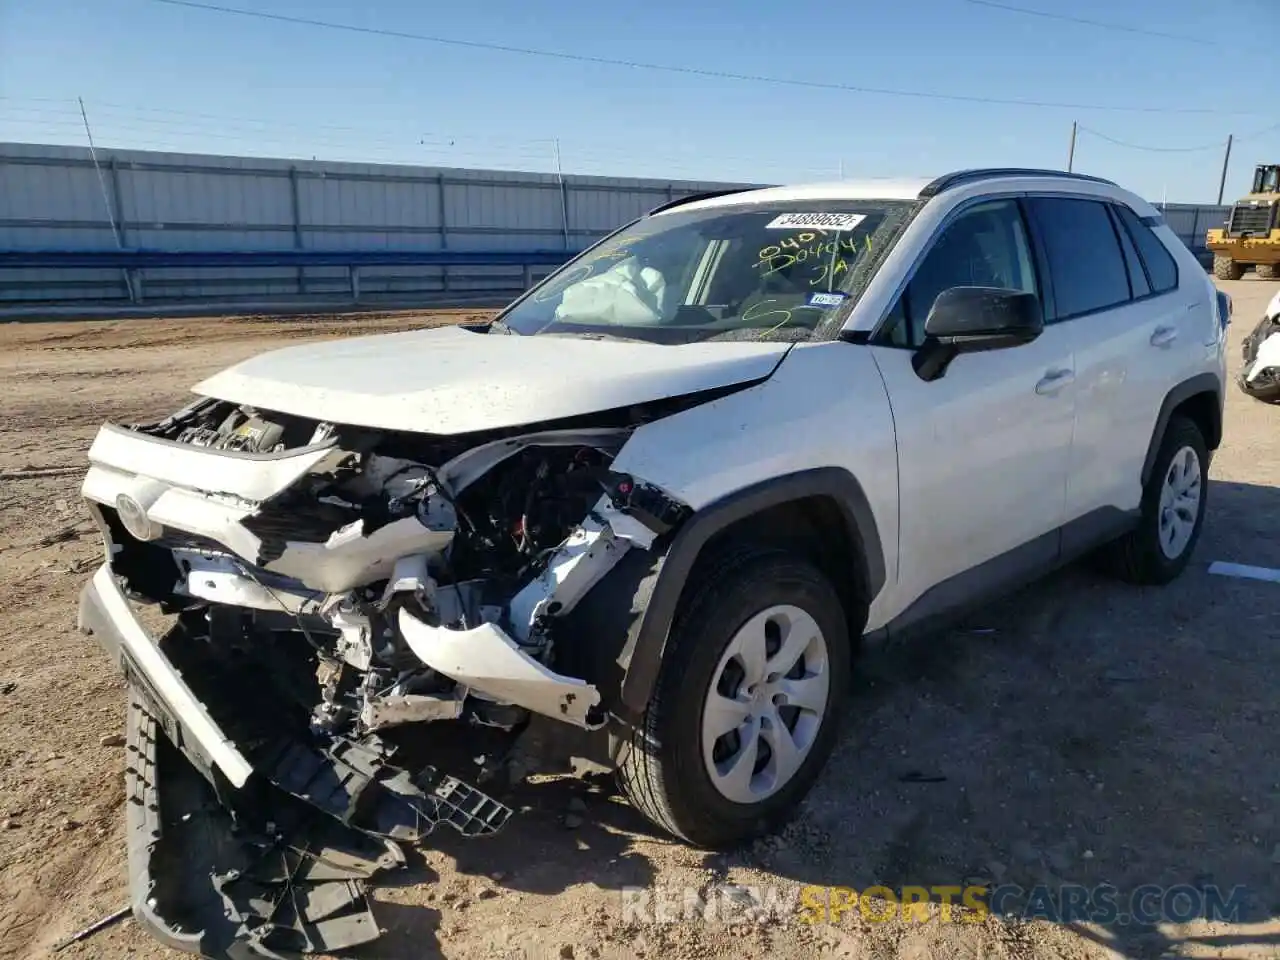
[1109, 206, 1151, 299]
[1025, 197, 1132, 321]
[1114, 204, 1179, 294]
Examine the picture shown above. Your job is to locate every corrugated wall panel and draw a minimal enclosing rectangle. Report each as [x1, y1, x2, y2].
[0, 142, 1234, 308]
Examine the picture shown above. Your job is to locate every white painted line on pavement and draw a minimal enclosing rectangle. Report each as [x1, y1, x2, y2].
[1208, 562, 1280, 584]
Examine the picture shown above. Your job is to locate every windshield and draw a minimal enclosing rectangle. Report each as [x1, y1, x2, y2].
[497, 199, 920, 344]
[1254, 166, 1280, 194]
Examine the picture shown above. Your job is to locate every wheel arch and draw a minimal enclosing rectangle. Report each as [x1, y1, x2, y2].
[1141, 373, 1223, 487]
[610, 467, 885, 724]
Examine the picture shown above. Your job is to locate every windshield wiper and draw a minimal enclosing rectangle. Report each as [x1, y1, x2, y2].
[538, 330, 648, 343]
[487, 317, 517, 335]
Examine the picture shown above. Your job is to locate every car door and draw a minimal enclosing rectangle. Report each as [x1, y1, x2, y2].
[1023, 196, 1192, 545]
[868, 197, 1075, 626]
[1105, 203, 1207, 505]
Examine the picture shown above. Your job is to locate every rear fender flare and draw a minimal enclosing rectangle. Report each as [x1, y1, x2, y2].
[1140, 373, 1223, 486]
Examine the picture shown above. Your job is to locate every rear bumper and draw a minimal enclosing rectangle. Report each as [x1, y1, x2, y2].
[77, 563, 252, 788]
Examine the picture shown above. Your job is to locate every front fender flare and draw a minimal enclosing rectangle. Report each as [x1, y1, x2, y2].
[610, 466, 884, 723]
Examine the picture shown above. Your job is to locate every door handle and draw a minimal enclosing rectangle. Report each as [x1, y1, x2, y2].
[1150, 325, 1178, 348]
[1035, 368, 1074, 396]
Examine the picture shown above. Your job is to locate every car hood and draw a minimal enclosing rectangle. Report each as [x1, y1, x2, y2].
[193, 325, 791, 434]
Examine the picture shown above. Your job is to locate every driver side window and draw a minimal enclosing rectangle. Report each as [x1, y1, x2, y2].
[882, 199, 1038, 348]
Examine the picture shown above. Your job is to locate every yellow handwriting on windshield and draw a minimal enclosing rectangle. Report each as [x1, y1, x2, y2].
[755, 230, 869, 285]
[743, 298, 794, 338]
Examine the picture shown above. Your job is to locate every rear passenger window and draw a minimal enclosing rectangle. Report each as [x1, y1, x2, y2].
[1114, 204, 1179, 294]
[1025, 197, 1131, 320]
[1109, 207, 1151, 299]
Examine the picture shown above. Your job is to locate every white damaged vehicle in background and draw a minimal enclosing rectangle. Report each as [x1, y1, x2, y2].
[1238, 286, 1280, 402]
[78, 168, 1225, 957]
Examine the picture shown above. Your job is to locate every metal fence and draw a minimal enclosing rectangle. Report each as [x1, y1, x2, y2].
[0, 142, 751, 306]
[0, 141, 1232, 309]
[1158, 203, 1230, 266]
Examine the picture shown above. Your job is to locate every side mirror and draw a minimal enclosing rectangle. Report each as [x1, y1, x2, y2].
[913, 286, 1044, 381]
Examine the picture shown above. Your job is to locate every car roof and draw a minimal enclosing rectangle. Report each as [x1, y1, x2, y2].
[653, 179, 935, 214]
[655, 168, 1122, 216]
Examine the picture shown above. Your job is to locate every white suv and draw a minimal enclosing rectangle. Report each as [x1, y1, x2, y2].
[77, 168, 1226, 952]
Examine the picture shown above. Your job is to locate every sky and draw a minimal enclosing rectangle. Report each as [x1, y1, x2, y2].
[2, 0, 1278, 202]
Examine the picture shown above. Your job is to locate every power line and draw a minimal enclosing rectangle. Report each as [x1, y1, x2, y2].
[0, 100, 914, 178]
[961, 0, 1223, 47]
[0, 97, 560, 146]
[1077, 119, 1280, 154]
[1078, 127, 1226, 154]
[2, 98, 839, 166]
[13, 95, 1280, 171]
[0, 115, 817, 169]
[0, 118, 845, 181]
[0, 109, 527, 154]
[135, 0, 1266, 116]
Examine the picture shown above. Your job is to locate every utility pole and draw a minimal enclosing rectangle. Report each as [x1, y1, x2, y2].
[78, 97, 125, 250]
[1067, 120, 1077, 172]
[553, 139, 570, 250]
[1217, 133, 1234, 205]
[79, 96, 135, 302]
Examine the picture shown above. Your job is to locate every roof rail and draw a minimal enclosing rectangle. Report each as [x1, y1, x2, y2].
[919, 168, 1117, 198]
[647, 187, 758, 215]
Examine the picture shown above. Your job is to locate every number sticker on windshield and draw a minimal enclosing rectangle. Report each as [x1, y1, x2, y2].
[765, 212, 867, 231]
[807, 291, 848, 308]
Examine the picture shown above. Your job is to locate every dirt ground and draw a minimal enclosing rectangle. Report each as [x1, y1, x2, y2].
[2, 285, 1279, 960]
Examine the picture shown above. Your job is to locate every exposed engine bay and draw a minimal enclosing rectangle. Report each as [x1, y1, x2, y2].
[97, 396, 687, 740]
[77, 394, 694, 956]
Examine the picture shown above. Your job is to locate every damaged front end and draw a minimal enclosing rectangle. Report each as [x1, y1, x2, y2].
[77, 396, 688, 957]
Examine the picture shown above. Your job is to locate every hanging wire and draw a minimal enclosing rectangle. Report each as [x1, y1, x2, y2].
[130, 0, 1268, 117]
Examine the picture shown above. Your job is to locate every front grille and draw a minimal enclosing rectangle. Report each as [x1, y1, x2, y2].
[1227, 203, 1275, 237]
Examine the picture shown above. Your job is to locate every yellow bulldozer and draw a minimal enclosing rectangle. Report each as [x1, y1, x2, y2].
[1207, 163, 1280, 280]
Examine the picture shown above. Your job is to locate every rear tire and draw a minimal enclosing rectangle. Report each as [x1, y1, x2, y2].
[1256, 263, 1279, 280]
[618, 545, 852, 848]
[1100, 416, 1208, 585]
[1214, 255, 1245, 281]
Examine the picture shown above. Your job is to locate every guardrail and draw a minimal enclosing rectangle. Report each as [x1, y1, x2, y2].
[0, 248, 581, 304]
[1, 221, 1224, 311]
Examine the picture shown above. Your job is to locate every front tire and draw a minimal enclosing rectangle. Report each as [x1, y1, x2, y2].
[1101, 416, 1208, 585]
[618, 546, 851, 848]
[1214, 255, 1245, 281]
[1256, 263, 1279, 280]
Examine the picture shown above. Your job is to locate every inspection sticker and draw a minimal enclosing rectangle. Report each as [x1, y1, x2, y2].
[766, 212, 867, 231]
[807, 291, 848, 308]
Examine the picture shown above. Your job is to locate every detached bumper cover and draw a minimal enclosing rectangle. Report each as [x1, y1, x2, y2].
[79, 563, 253, 788]
[397, 607, 603, 728]
[78, 563, 513, 959]
[123, 697, 205, 955]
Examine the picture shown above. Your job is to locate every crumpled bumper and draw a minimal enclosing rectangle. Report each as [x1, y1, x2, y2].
[78, 563, 513, 959]
[78, 562, 253, 788]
